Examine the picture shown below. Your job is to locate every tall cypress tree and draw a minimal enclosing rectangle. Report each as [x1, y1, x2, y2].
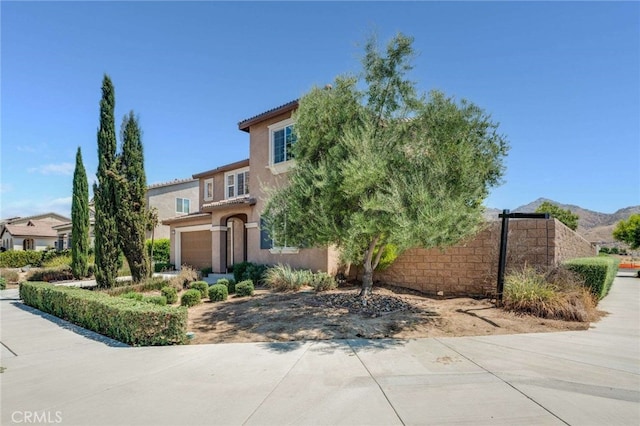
[93, 75, 120, 288]
[115, 112, 150, 282]
[71, 147, 90, 278]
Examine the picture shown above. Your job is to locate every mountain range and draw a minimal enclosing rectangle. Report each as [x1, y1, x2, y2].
[484, 198, 640, 244]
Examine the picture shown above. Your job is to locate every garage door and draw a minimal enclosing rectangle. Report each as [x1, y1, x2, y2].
[180, 230, 212, 270]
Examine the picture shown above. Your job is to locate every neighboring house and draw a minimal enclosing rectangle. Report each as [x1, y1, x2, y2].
[0, 213, 71, 251]
[146, 178, 199, 240]
[163, 100, 340, 273]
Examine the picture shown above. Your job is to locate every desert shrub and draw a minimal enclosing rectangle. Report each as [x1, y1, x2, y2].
[216, 278, 236, 294]
[170, 266, 199, 289]
[264, 264, 310, 291]
[189, 281, 209, 298]
[233, 262, 268, 285]
[26, 265, 75, 282]
[564, 257, 619, 299]
[103, 277, 169, 296]
[235, 280, 254, 297]
[503, 266, 598, 322]
[121, 291, 144, 301]
[181, 289, 201, 307]
[161, 286, 178, 304]
[20, 281, 187, 346]
[153, 262, 175, 273]
[0, 250, 44, 268]
[146, 238, 170, 263]
[143, 295, 167, 306]
[1, 269, 20, 284]
[310, 272, 337, 292]
[208, 284, 228, 302]
[0, 277, 5, 290]
[42, 254, 72, 268]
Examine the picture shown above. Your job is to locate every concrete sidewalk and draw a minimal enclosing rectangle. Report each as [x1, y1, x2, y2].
[1, 273, 638, 425]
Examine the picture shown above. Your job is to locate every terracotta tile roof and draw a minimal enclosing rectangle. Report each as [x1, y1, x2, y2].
[202, 195, 257, 211]
[3, 223, 58, 238]
[161, 212, 211, 225]
[147, 177, 197, 190]
[238, 100, 298, 132]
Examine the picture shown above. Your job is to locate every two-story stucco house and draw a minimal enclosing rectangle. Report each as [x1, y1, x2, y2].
[163, 101, 340, 274]
[146, 178, 199, 240]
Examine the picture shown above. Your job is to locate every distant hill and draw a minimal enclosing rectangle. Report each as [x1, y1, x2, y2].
[484, 198, 640, 244]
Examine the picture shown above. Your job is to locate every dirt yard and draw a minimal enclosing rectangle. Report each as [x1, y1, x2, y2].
[187, 284, 602, 344]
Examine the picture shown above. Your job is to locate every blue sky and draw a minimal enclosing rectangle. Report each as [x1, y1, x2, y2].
[1, 1, 638, 220]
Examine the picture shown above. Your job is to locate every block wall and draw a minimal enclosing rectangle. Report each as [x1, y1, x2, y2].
[370, 218, 595, 297]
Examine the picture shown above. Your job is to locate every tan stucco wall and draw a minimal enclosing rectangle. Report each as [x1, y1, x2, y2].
[147, 180, 199, 240]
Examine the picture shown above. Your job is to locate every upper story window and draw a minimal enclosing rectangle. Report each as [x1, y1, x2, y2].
[204, 178, 214, 201]
[176, 198, 190, 214]
[225, 168, 250, 199]
[268, 118, 297, 174]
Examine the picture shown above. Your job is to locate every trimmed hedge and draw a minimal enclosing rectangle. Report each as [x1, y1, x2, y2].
[564, 257, 620, 299]
[0, 250, 45, 268]
[181, 289, 201, 307]
[208, 284, 228, 302]
[189, 281, 209, 298]
[19, 282, 187, 346]
[161, 286, 178, 304]
[236, 280, 254, 297]
[216, 278, 236, 294]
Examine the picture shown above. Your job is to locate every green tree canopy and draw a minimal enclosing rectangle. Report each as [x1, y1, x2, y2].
[71, 146, 90, 278]
[93, 74, 120, 288]
[114, 111, 151, 282]
[535, 201, 579, 231]
[263, 33, 509, 297]
[613, 214, 640, 249]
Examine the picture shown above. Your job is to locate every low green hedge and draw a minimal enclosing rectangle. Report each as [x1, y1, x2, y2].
[0, 250, 45, 268]
[19, 282, 187, 346]
[564, 256, 620, 299]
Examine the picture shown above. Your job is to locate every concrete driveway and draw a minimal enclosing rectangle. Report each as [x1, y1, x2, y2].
[1, 273, 638, 425]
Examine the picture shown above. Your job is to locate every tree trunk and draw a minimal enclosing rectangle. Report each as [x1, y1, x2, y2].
[359, 236, 379, 300]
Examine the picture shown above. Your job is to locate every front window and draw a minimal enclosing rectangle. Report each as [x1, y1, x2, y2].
[176, 198, 190, 214]
[204, 178, 214, 201]
[273, 125, 296, 164]
[225, 168, 250, 199]
[268, 118, 297, 174]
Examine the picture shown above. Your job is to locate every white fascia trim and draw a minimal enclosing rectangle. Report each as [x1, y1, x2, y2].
[211, 226, 227, 232]
[245, 222, 258, 229]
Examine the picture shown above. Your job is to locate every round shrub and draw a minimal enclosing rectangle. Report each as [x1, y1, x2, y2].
[216, 278, 236, 294]
[189, 281, 209, 298]
[0, 277, 6, 290]
[181, 289, 201, 307]
[235, 280, 254, 297]
[208, 284, 228, 302]
[161, 286, 178, 304]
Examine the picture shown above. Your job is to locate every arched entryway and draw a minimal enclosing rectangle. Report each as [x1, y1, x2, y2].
[223, 214, 247, 270]
[23, 238, 35, 251]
